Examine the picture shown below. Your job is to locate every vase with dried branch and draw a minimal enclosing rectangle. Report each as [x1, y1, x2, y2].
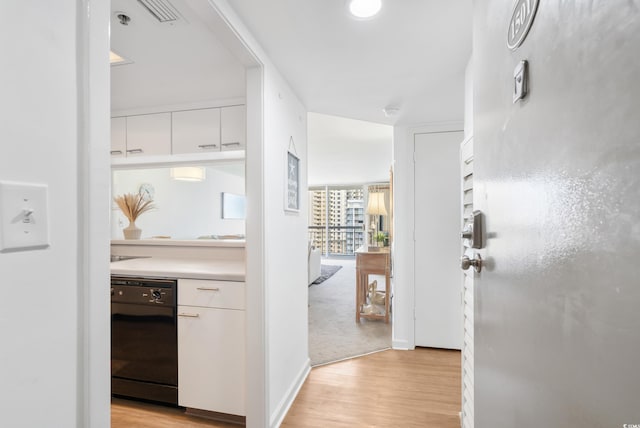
[114, 192, 155, 239]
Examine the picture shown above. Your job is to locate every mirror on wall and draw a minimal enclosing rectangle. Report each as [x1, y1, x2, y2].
[111, 161, 245, 240]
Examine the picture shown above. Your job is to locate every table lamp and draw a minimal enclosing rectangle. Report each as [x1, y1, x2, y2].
[366, 192, 387, 249]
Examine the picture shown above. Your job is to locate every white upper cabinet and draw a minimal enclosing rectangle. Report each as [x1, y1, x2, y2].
[172, 108, 221, 154]
[221, 105, 246, 151]
[110, 117, 126, 157]
[125, 113, 171, 157]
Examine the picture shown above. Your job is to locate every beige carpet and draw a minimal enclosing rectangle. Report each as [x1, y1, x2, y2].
[308, 258, 391, 366]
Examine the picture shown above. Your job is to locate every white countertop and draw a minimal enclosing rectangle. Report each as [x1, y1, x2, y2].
[110, 257, 245, 281]
[111, 239, 245, 248]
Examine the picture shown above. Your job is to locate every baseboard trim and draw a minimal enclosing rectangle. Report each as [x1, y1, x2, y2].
[269, 358, 311, 428]
[392, 339, 413, 350]
[311, 347, 391, 368]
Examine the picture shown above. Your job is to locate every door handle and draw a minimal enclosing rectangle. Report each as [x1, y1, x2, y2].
[461, 254, 482, 273]
[178, 313, 200, 318]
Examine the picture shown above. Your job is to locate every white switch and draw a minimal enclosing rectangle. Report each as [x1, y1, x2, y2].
[0, 181, 50, 252]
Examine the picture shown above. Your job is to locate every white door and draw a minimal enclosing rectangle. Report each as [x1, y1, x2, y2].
[460, 137, 474, 428]
[414, 131, 463, 349]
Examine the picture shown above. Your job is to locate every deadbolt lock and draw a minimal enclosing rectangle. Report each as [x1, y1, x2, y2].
[461, 210, 484, 249]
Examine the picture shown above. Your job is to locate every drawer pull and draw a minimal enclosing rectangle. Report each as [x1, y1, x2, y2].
[178, 313, 200, 318]
[110, 150, 123, 155]
[126, 148, 144, 154]
[198, 144, 218, 149]
[221, 142, 240, 147]
[196, 287, 220, 291]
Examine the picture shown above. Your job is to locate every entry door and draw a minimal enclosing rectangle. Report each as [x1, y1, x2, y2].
[460, 137, 474, 428]
[414, 131, 463, 349]
[474, 2, 640, 426]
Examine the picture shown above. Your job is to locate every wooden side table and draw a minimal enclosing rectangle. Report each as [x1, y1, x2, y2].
[355, 246, 391, 323]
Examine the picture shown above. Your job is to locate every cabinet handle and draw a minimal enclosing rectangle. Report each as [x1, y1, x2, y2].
[178, 313, 200, 318]
[221, 142, 241, 147]
[126, 148, 144, 154]
[110, 150, 123, 155]
[196, 287, 220, 291]
[197, 144, 218, 149]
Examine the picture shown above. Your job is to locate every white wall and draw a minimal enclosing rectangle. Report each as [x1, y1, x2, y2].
[263, 68, 309, 427]
[464, 56, 473, 139]
[308, 113, 393, 186]
[203, 2, 311, 427]
[111, 164, 245, 239]
[0, 1, 110, 426]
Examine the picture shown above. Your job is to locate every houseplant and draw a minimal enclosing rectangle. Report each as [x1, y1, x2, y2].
[374, 231, 387, 247]
[114, 192, 155, 239]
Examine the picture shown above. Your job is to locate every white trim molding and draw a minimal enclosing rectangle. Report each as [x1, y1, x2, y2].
[269, 359, 311, 428]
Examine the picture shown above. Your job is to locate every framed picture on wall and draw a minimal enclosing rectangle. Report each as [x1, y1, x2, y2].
[285, 150, 300, 212]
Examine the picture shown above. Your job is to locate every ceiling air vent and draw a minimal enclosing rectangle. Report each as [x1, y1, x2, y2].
[137, 0, 179, 23]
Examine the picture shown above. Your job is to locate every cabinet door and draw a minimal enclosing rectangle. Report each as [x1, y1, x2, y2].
[178, 307, 245, 416]
[110, 117, 126, 157]
[126, 113, 171, 156]
[220, 105, 246, 151]
[172, 108, 221, 154]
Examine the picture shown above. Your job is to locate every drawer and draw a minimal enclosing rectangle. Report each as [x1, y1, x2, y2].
[178, 279, 245, 310]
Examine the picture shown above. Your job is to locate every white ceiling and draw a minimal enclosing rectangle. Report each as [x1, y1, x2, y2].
[110, 0, 471, 125]
[227, 0, 473, 126]
[110, 0, 246, 113]
[307, 113, 393, 186]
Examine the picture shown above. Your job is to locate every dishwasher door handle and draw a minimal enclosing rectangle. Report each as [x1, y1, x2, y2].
[178, 313, 200, 318]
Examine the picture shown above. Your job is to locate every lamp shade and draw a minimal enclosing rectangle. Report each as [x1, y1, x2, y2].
[366, 192, 388, 216]
[170, 167, 206, 182]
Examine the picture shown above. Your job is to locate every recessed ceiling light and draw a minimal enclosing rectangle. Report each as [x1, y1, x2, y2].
[348, 0, 382, 19]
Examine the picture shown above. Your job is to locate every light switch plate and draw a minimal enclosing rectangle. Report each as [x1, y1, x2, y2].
[0, 181, 50, 252]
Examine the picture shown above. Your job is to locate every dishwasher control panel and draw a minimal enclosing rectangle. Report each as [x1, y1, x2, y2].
[111, 277, 176, 306]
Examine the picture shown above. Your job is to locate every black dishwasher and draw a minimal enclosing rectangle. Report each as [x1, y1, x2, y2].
[111, 276, 178, 405]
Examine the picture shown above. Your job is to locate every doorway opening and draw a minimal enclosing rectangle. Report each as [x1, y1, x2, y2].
[306, 113, 394, 366]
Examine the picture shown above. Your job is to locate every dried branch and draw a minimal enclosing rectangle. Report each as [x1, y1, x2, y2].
[114, 192, 155, 222]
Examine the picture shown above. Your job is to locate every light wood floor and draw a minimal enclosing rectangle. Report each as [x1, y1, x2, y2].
[282, 348, 461, 428]
[112, 348, 461, 428]
[112, 398, 239, 428]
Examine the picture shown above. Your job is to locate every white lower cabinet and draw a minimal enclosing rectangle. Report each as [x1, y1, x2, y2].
[177, 279, 245, 416]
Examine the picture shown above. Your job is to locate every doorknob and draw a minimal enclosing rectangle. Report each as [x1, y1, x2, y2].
[461, 254, 482, 273]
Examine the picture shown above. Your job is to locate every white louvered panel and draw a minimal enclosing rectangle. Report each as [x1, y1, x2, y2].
[463, 377, 474, 402]
[460, 138, 474, 428]
[463, 391, 474, 427]
[463, 175, 474, 191]
[463, 401, 474, 428]
[464, 310, 473, 329]
[464, 337, 474, 361]
[463, 204, 474, 218]
[464, 394, 474, 417]
[464, 330, 474, 356]
[463, 157, 474, 177]
[463, 190, 473, 205]
[463, 349, 474, 378]
[464, 286, 474, 309]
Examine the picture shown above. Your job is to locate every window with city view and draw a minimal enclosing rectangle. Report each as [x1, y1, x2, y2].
[308, 187, 365, 256]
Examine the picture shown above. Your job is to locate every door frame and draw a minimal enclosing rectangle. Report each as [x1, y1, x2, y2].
[81, 2, 269, 427]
